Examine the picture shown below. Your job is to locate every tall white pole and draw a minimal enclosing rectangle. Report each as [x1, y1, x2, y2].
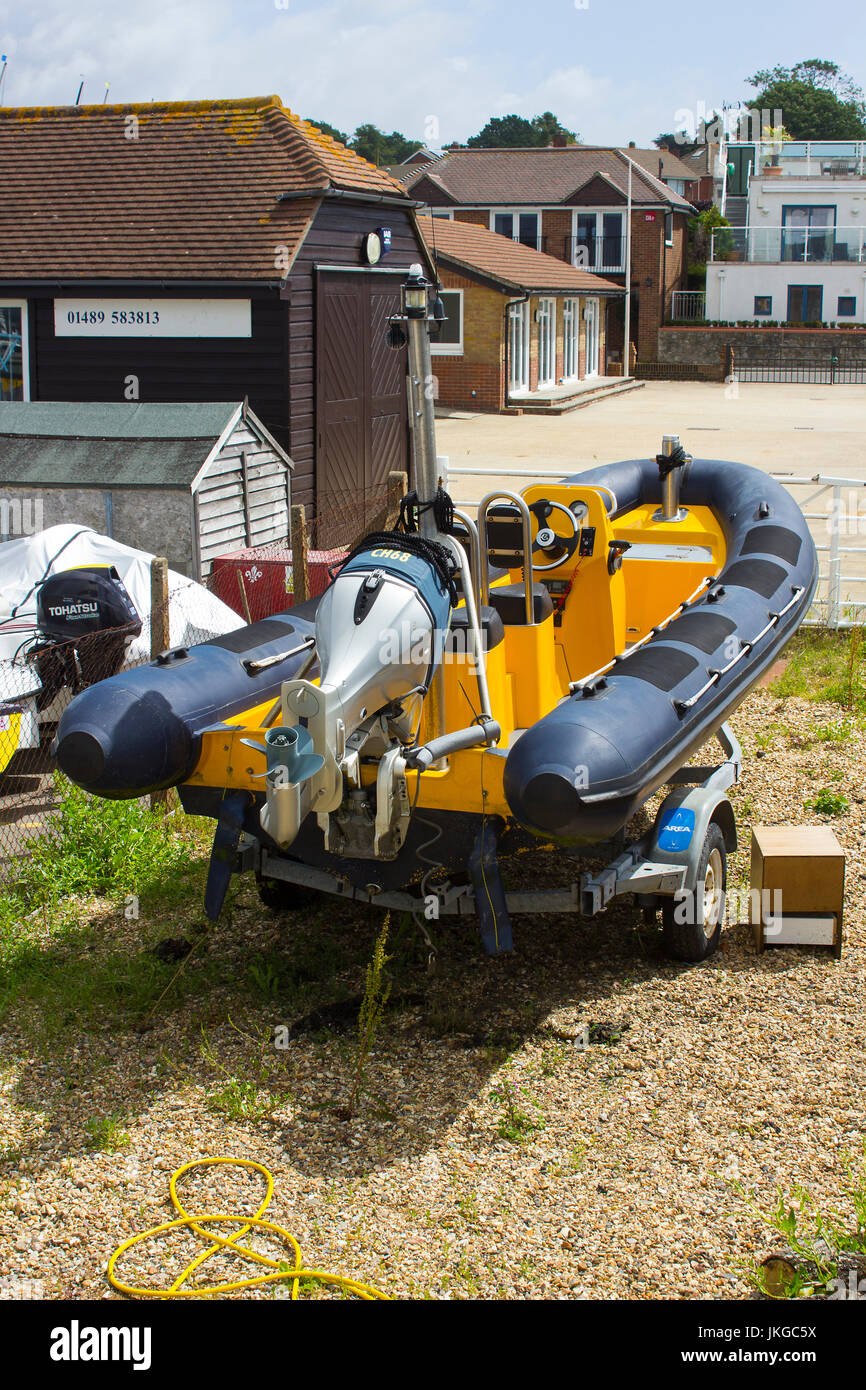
[623, 158, 633, 378]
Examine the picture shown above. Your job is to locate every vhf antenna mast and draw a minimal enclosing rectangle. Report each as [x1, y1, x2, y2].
[0, 56, 8, 106]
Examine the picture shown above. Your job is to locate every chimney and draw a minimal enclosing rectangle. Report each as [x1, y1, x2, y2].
[553, 133, 567, 148]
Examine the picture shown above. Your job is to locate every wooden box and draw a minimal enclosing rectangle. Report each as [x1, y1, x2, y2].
[750, 825, 845, 957]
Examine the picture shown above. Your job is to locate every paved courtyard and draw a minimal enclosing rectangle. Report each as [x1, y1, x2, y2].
[436, 381, 866, 505]
[436, 381, 866, 619]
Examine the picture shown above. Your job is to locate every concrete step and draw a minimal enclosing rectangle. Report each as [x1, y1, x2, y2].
[506, 378, 646, 415]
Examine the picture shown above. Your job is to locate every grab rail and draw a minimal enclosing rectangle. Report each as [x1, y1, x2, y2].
[673, 586, 805, 716]
[569, 575, 713, 693]
[476, 489, 535, 625]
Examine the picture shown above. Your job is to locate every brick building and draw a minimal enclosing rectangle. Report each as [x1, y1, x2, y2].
[402, 146, 694, 361]
[416, 216, 622, 412]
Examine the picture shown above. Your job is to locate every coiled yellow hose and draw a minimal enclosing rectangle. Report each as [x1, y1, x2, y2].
[107, 1157, 390, 1300]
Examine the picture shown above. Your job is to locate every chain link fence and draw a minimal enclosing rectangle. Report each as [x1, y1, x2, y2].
[0, 480, 399, 872]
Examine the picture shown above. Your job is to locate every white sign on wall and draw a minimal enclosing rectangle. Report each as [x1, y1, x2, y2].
[54, 299, 252, 338]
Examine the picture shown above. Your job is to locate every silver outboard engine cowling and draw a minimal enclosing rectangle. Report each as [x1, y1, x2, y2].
[258, 533, 456, 854]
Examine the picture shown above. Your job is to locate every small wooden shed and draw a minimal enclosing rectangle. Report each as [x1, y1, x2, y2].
[0, 400, 292, 578]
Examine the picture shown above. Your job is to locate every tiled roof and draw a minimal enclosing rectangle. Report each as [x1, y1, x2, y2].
[0, 96, 411, 280]
[618, 146, 697, 182]
[416, 216, 623, 294]
[405, 146, 693, 210]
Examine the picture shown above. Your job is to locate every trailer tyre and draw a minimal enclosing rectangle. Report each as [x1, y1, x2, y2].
[661, 822, 726, 962]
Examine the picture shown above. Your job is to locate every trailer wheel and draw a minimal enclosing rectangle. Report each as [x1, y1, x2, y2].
[661, 822, 726, 962]
[257, 876, 319, 912]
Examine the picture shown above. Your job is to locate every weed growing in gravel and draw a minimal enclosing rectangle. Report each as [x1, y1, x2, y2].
[85, 1113, 130, 1153]
[206, 1078, 278, 1122]
[735, 1143, 866, 1299]
[347, 911, 392, 1118]
[490, 1079, 545, 1144]
[804, 788, 849, 816]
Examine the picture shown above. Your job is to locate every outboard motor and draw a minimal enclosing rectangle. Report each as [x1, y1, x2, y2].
[259, 531, 457, 857]
[29, 565, 141, 708]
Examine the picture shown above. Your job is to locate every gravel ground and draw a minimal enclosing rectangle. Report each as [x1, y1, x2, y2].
[1, 686, 864, 1301]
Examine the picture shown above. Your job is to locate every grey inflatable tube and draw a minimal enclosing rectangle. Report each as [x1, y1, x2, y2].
[503, 457, 818, 844]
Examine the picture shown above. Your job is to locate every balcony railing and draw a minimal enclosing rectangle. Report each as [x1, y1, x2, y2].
[724, 140, 866, 177]
[670, 291, 706, 320]
[710, 225, 866, 264]
[567, 234, 626, 273]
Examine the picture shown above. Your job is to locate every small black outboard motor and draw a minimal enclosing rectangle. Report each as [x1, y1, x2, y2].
[29, 566, 142, 708]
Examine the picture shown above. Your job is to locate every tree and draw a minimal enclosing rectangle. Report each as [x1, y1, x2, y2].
[349, 124, 423, 165]
[530, 111, 578, 145]
[466, 112, 579, 148]
[304, 117, 349, 146]
[746, 60, 866, 139]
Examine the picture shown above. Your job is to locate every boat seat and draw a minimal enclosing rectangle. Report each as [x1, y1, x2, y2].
[488, 582, 554, 626]
[445, 605, 505, 653]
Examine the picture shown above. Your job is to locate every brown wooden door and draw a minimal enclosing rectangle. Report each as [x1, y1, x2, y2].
[316, 272, 408, 542]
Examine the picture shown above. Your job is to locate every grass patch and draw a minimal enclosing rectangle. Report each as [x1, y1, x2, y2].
[490, 1079, 545, 1144]
[0, 778, 218, 1037]
[771, 629, 866, 713]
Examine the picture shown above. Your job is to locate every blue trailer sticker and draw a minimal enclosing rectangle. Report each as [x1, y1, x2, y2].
[657, 806, 696, 852]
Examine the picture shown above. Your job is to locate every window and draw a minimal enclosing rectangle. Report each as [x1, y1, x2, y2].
[754, 295, 772, 316]
[664, 211, 673, 246]
[536, 298, 556, 388]
[430, 289, 463, 355]
[781, 206, 836, 263]
[562, 298, 579, 380]
[508, 300, 530, 394]
[665, 178, 686, 196]
[574, 212, 624, 271]
[0, 302, 29, 400]
[430, 210, 454, 220]
[492, 210, 540, 250]
[838, 295, 856, 317]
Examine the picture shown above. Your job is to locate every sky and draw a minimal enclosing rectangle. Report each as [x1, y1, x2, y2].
[1, 0, 865, 149]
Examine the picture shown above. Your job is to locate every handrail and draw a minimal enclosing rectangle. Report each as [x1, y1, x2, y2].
[570, 575, 713, 693]
[477, 489, 535, 624]
[673, 586, 805, 715]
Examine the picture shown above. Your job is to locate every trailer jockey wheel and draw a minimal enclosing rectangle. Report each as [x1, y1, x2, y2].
[661, 822, 727, 962]
[530, 500, 580, 573]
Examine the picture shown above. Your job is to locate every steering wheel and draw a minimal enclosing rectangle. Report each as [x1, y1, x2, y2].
[529, 499, 581, 573]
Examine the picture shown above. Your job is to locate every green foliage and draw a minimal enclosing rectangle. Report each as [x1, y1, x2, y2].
[490, 1079, 545, 1143]
[770, 629, 866, 714]
[735, 1143, 866, 1298]
[466, 112, 578, 148]
[206, 1078, 277, 1122]
[3, 776, 195, 910]
[85, 1113, 130, 1152]
[746, 60, 866, 139]
[804, 787, 849, 816]
[689, 205, 732, 268]
[349, 123, 423, 166]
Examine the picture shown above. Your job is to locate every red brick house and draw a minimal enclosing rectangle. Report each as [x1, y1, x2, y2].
[416, 215, 623, 412]
[403, 146, 694, 361]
